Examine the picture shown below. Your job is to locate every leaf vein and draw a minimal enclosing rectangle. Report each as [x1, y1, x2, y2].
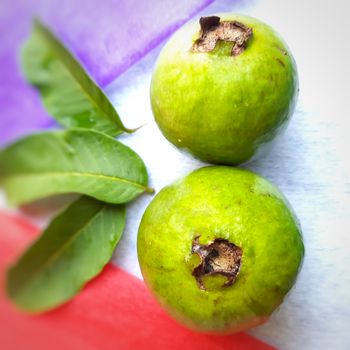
[12, 203, 107, 296]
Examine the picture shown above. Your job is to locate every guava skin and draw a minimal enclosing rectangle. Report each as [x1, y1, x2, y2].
[150, 14, 298, 165]
[137, 167, 304, 333]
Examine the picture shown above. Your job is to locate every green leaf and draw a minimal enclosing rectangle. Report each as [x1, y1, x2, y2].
[6, 196, 125, 313]
[0, 129, 152, 205]
[21, 19, 131, 136]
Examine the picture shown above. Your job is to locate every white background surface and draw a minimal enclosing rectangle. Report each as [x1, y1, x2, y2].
[2, 0, 349, 348]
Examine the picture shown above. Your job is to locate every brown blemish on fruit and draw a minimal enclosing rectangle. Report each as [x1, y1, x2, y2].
[192, 16, 253, 56]
[191, 235, 242, 290]
[275, 46, 288, 56]
[276, 58, 285, 67]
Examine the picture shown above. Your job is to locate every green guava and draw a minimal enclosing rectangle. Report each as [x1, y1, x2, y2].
[150, 14, 298, 165]
[137, 167, 304, 333]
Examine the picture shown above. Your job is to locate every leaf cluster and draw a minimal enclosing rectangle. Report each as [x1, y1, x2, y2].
[0, 20, 151, 312]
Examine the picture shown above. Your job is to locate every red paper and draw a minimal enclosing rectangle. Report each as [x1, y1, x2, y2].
[0, 212, 275, 350]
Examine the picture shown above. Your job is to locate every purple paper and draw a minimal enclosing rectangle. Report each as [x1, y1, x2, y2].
[0, 0, 213, 146]
[0, 0, 55, 147]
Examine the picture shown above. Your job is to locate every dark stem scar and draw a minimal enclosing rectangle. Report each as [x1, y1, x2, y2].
[191, 235, 242, 290]
[192, 16, 253, 56]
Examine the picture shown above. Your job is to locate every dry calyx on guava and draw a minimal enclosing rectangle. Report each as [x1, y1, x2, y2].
[150, 14, 298, 165]
[137, 167, 304, 333]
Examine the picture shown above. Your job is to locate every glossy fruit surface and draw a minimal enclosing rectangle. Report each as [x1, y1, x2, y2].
[150, 14, 298, 165]
[138, 167, 304, 333]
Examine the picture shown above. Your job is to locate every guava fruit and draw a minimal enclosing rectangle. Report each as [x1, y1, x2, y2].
[150, 14, 298, 165]
[137, 167, 304, 333]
